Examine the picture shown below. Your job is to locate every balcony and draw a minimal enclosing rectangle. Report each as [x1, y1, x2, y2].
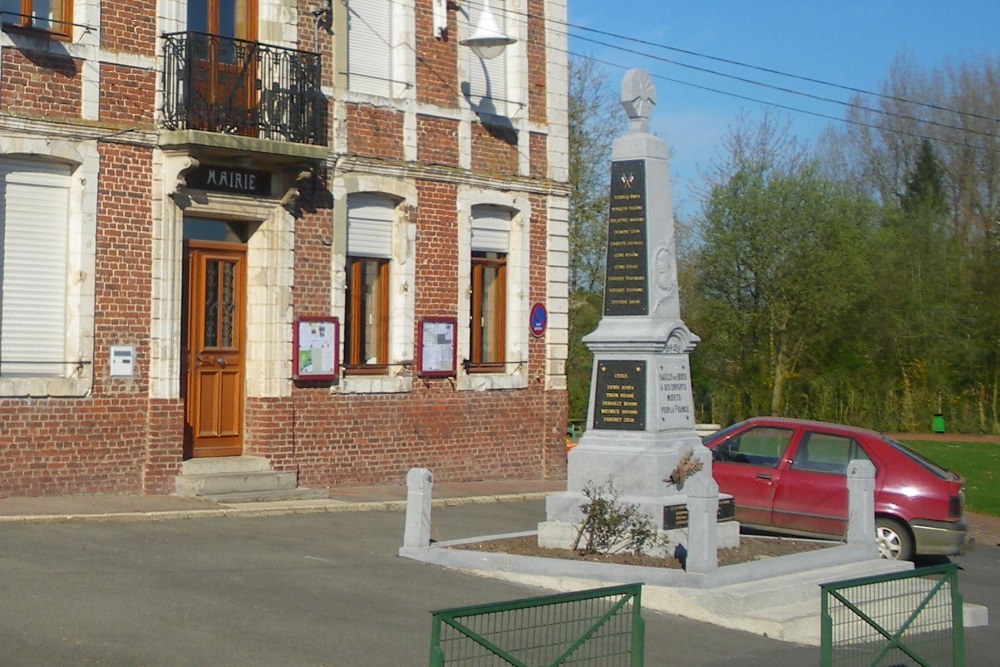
[161, 32, 326, 147]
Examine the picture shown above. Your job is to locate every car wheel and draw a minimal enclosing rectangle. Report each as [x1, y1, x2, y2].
[876, 517, 914, 560]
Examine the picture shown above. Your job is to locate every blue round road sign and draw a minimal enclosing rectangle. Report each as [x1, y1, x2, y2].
[529, 302, 547, 337]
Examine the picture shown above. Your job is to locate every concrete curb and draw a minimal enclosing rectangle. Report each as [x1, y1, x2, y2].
[0, 492, 553, 525]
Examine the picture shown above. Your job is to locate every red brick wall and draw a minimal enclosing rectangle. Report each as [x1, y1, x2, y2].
[247, 176, 567, 489]
[0, 398, 148, 496]
[345, 104, 404, 159]
[100, 64, 156, 126]
[0, 143, 157, 498]
[417, 115, 460, 167]
[530, 132, 548, 179]
[414, 180, 459, 317]
[292, 210, 334, 316]
[297, 0, 335, 86]
[0, 50, 81, 118]
[527, 0, 547, 124]
[415, 0, 458, 107]
[102, 1, 156, 55]
[471, 122, 518, 176]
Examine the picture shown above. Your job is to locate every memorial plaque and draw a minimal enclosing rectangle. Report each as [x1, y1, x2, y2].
[603, 159, 648, 316]
[592, 360, 646, 430]
[657, 357, 694, 429]
[663, 498, 735, 530]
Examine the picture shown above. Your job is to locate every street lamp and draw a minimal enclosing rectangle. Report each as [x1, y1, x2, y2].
[460, 0, 515, 60]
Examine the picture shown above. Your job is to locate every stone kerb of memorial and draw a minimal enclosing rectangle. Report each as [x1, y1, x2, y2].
[538, 69, 738, 573]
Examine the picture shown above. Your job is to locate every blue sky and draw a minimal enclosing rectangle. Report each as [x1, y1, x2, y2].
[565, 1, 1000, 217]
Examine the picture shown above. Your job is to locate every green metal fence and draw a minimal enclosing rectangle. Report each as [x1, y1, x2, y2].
[429, 583, 644, 666]
[820, 563, 964, 667]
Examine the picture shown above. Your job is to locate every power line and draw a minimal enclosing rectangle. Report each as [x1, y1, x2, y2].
[564, 21, 1000, 125]
[569, 32, 1000, 142]
[569, 50, 992, 154]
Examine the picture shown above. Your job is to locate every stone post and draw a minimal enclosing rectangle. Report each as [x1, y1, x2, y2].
[403, 467, 433, 548]
[847, 459, 877, 557]
[684, 457, 719, 574]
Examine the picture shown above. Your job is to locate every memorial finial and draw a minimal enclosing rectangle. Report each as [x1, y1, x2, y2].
[621, 69, 656, 133]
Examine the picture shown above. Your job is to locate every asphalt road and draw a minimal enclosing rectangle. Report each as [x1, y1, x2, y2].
[0, 500, 995, 666]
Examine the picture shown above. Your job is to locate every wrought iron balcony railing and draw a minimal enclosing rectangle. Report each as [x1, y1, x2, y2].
[161, 31, 326, 146]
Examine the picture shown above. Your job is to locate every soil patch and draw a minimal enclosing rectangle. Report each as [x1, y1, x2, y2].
[968, 512, 1000, 548]
[461, 534, 831, 569]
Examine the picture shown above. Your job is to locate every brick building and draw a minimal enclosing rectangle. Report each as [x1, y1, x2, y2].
[0, 0, 569, 497]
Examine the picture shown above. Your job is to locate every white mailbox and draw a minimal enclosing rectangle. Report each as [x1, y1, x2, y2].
[109, 345, 135, 377]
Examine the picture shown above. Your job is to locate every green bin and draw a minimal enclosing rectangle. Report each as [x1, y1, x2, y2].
[932, 413, 945, 433]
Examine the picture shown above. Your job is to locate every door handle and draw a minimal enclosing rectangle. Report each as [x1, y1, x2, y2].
[755, 473, 772, 481]
[196, 355, 227, 368]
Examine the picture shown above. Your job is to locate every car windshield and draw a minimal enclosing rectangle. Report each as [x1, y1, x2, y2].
[701, 421, 746, 445]
[882, 437, 954, 480]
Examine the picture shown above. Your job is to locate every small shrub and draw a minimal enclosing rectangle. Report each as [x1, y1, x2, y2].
[572, 479, 666, 556]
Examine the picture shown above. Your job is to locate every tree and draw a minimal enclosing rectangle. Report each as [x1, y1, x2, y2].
[690, 114, 876, 420]
[567, 57, 626, 293]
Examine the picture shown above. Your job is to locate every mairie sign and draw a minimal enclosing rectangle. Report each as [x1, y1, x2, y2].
[186, 164, 272, 196]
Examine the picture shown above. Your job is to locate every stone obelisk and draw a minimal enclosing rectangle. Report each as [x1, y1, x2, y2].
[540, 70, 737, 560]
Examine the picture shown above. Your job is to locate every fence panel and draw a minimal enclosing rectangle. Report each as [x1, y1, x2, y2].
[821, 563, 964, 667]
[429, 583, 643, 667]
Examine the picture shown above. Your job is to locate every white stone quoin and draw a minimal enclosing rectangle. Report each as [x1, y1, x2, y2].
[540, 70, 738, 558]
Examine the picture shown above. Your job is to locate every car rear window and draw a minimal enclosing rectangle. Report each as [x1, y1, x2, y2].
[882, 437, 953, 480]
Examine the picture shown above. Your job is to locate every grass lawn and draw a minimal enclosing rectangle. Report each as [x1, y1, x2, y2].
[897, 439, 1000, 517]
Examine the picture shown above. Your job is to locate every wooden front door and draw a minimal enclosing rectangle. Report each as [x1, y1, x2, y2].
[187, 0, 259, 135]
[184, 242, 247, 458]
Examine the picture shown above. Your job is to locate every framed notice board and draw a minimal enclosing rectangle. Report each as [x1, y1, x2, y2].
[293, 317, 339, 381]
[417, 317, 457, 378]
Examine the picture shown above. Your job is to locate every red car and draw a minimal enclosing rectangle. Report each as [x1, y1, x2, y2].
[702, 417, 967, 560]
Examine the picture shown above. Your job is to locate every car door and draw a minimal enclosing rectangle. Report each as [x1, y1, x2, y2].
[771, 429, 873, 538]
[710, 425, 796, 528]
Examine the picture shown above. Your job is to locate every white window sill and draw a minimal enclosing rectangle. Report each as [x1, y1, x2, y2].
[339, 375, 413, 395]
[458, 371, 527, 392]
[0, 376, 92, 398]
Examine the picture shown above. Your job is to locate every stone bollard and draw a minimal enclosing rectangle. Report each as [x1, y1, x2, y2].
[403, 467, 433, 548]
[846, 459, 878, 557]
[684, 462, 719, 575]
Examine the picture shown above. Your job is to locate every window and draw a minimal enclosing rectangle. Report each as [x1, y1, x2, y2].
[470, 251, 506, 370]
[0, 159, 70, 377]
[791, 432, 870, 474]
[344, 257, 388, 369]
[1, 0, 73, 37]
[346, 0, 391, 97]
[469, 206, 511, 372]
[345, 194, 394, 373]
[712, 427, 793, 468]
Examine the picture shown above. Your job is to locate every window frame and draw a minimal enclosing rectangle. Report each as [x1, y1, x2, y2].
[0, 148, 95, 398]
[1, 0, 74, 39]
[469, 250, 507, 373]
[343, 255, 390, 374]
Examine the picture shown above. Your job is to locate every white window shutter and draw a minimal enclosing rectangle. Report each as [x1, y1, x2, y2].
[347, 0, 392, 97]
[348, 194, 394, 258]
[471, 205, 511, 253]
[467, 0, 508, 116]
[0, 159, 70, 376]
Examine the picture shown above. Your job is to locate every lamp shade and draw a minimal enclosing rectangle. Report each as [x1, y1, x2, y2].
[460, 0, 515, 60]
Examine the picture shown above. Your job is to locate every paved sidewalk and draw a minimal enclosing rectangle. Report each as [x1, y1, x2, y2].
[0, 479, 565, 524]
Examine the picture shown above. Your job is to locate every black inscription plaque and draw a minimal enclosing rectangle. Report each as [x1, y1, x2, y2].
[603, 159, 648, 316]
[187, 164, 273, 196]
[592, 360, 646, 430]
[662, 498, 736, 530]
